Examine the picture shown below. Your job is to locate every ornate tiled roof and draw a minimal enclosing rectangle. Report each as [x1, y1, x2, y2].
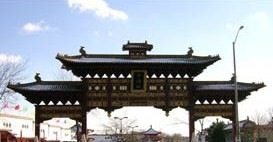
[224, 118, 256, 131]
[143, 125, 160, 135]
[55, 42, 220, 78]
[56, 54, 220, 78]
[56, 54, 220, 65]
[194, 81, 265, 92]
[8, 81, 82, 93]
[8, 80, 264, 93]
[122, 41, 153, 51]
[8, 80, 264, 105]
[193, 81, 265, 103]
[8, 81, 83, 105]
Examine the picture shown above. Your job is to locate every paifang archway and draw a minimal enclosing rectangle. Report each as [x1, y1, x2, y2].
[8, 41, 264, 142]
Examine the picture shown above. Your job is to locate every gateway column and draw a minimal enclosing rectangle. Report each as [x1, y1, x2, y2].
[81, 80, 88, 136]
[35, 105, 40, 139]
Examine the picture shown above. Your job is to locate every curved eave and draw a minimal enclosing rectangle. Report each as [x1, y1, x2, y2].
[56, 53, 220, 77]
[194, 81, 265, 92]
[8, 81, 83, 94]
[8, 81, 83, 104]
[193, 81, 265, 102]
[143, 127, 161, 135]
[56, 54, 220, 65]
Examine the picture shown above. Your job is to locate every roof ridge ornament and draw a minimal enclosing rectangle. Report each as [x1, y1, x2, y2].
[79, 46, 87, 57]
[35, 73, 42, 82]
[122, 40, 153, 58]
[187, 47, 193, 57]
[230, 73, 235, 82]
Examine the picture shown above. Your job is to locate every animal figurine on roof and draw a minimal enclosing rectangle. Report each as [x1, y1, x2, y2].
[35, 73, 41, 82]
[79, 46, 87, 57]
[187, 47, 194, 57]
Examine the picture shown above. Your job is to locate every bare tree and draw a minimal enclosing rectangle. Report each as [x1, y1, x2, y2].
[102, 117, 138, 142]
[266, 107, 273, 123]
[252, 112, 268, 142]
[53, 69, 80, 81]
[265, 107, 273, 141]
[161, 133, 185, 142]
[0, 55, 26, 111]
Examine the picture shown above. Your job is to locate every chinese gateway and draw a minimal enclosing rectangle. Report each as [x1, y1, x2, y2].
[8, 41, 264, 142]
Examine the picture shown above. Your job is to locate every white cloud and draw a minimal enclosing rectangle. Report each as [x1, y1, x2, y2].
[67, 0, 128, 21]
[225, 23, 235, 31]
[107, 31, 113, 36]
[226, 11, 271, 31]
[246, 11, 272, 32]
[94, 31, 100, 36]
[93, 31, 113, 37]
[22, 21, 51, 34]
[252, 11, 270, 28]
[0, 54, 22, 63]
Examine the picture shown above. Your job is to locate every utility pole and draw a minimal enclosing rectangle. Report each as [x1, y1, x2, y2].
[232, 25, 244, 142]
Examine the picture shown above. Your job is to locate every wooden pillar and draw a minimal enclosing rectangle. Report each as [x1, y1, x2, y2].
[189, 110, 195, 142]
[232, 104, 236, 142]
[107, 77, 113, 116]
[232, 121, 236, 142]
[35, 105, 40, 139]
[188, 78, 195, 142]
[81, 98, 87, 136]
[81, 111, 87, 135]
[164, 78, 170, 116]
[76, 120, 80, 142]
[81, 79, 88, 137]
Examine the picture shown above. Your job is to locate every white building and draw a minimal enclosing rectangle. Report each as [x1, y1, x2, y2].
[0, 113, 34, 139]
[40, 121, 74, 141]
[0, 113, 75, 141]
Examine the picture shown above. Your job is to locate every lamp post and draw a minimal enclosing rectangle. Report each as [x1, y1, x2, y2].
[233, 25, 244, 142]
[128, 125, 138, 142]
[128, 125, 138, 134]
[114, 116, 128, 134]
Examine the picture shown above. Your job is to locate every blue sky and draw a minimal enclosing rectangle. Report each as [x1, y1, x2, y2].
[1, 0, 273, 136]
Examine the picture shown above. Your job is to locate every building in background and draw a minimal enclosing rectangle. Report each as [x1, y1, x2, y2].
[40, 121, 74, 141]
[224, 117, 273, 142]
[0, 113, 75, 141]
[0, 129, 17, 142]
[254, 122, 273, 142]
[0, 113, 35, 139]
[142, 125, 161, 142]
[225, 117, 256, 142]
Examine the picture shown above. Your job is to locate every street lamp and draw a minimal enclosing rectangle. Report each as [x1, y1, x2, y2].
[233, 25, 244, 142]
[128, 125, 138, 142]
[114, 116, 128, 134]
[128, 125, 138, 134]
